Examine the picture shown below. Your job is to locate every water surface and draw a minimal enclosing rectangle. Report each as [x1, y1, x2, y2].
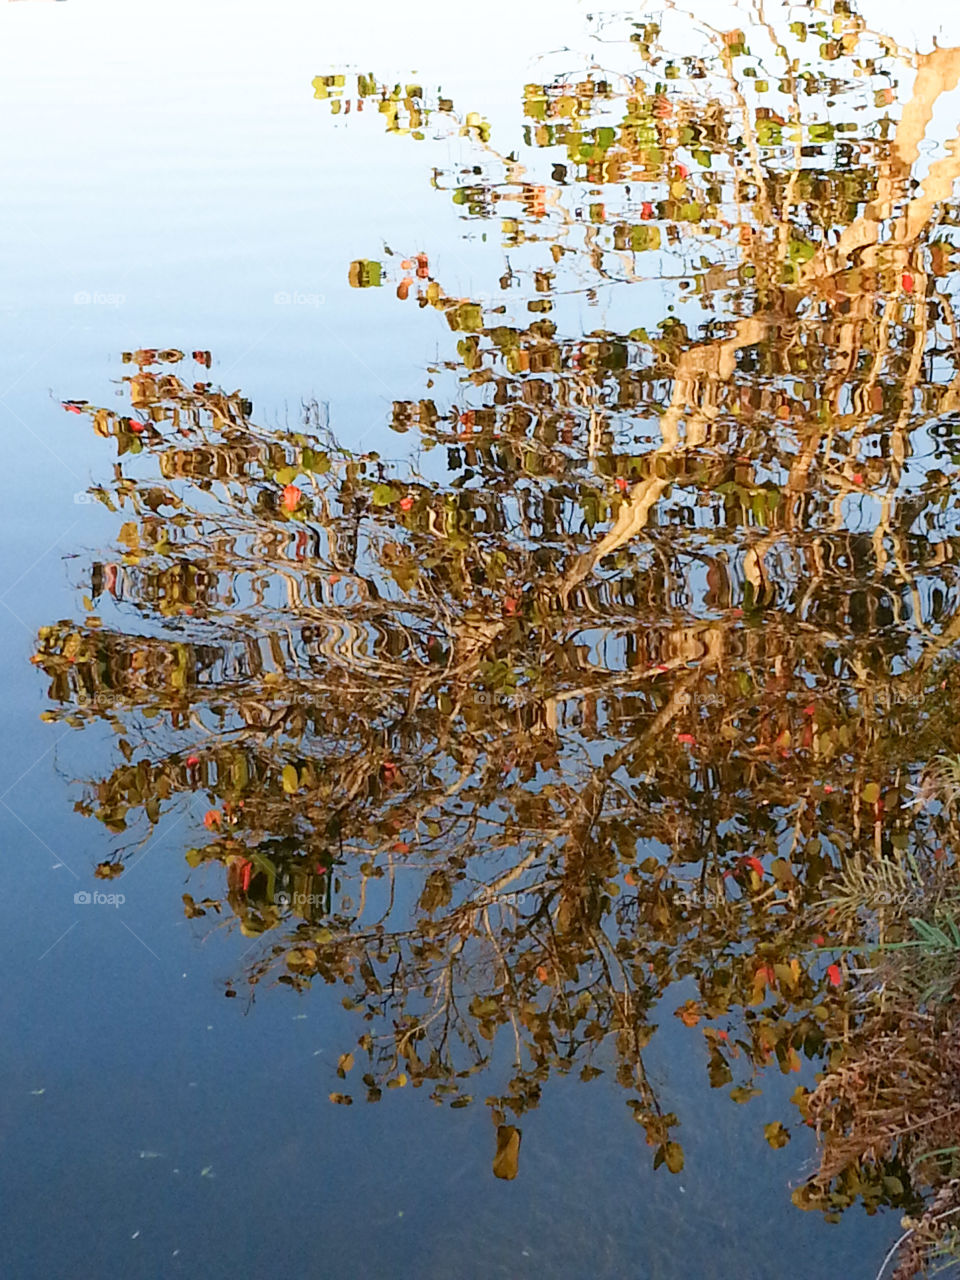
[6, 2, 960, 1276]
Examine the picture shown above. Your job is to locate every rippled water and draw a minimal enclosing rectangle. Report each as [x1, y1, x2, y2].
[7, 1, 960, 1276]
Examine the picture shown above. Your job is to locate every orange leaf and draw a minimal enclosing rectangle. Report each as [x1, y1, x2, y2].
[676, 1000, 701, 1027]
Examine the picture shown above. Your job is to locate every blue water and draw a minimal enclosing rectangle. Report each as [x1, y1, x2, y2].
[0, 2, 912, 1275]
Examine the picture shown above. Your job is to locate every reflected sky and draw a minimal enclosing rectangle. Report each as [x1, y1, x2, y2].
[8, 2, 960, 1276]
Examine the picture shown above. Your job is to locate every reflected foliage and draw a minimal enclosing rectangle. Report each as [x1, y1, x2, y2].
[33, 4, 960, 1270]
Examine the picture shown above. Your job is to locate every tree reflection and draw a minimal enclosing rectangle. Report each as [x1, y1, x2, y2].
[33, 5, 960, 1270]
